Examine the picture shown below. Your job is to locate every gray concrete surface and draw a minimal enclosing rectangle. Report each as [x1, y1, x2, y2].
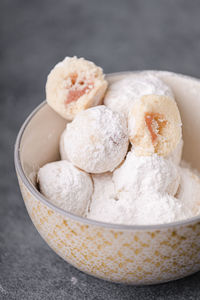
[1, 0, 200, 299]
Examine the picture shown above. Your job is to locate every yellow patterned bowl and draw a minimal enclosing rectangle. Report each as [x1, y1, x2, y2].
[14, 71, 200, 285]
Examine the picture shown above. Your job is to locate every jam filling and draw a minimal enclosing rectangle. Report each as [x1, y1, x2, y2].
[145, 113, 167, 143]
[65, 73, 94, 104]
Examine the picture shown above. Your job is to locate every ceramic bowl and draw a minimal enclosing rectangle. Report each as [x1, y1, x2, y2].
[14, 71, 200, 285]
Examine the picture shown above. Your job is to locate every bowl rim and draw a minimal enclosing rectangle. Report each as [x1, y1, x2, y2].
[14, 70, 200, 231]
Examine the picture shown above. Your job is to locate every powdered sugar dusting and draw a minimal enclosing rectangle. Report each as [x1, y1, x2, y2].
[44, 66, 200, 226]
[38, 161, 93, 216]
[87, 150, 200, 225]
[104, 74, 174, 117]
[87, 170, 188, 225]
[176, 166, 200, 216]
[87, 172, 125, 223]
[63, 105, 128, 173]
[113, 151, 180, 196]
[132, 192, 187, 225]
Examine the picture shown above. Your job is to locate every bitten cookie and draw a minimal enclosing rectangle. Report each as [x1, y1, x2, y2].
[128, 94, 182, 157]
[46, 56, 108, 120]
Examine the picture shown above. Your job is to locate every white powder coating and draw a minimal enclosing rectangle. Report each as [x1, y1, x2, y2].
[87, 173, 187, 225]
[87, 156, 200, 226]
[38, 161, 93, 216]
[176, 167, 200, 216]
[132, 192, 187, 225]
[90, 173, 116, 203]
[113, 151, 180, 197]
[104, 74, 174, 118]
[87, 172, 126, 224]
[63, 105, 129, 173]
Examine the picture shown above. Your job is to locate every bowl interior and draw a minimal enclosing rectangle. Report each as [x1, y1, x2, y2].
[19, 71, 200, 187]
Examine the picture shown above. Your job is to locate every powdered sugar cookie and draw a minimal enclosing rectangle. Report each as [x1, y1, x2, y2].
[104, 74, 174, 117]
[113, 151, 180, 196]
[88, 197, 124, 224]
[38, 160, 93, 216]
[128, 94, 182, 157]
[88, 193, 187, 225]
[46, 57, 108, 120]
[63, 105, 129, 173]
[90, 173, 116, 205]
[176, 167, 200, 216]
[88, 173, 186, 225]
[87, 173, 134, 224]
[132, 192, 187, 225]
[87, 172, 117, 221]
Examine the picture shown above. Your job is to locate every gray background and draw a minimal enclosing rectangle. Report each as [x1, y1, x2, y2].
[1, 0, 200, 299]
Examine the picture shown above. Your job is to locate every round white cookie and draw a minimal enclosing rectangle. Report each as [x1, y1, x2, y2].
[132, 192, 186, 225]
[176, 167, 200, 216]
[104, 74, 174, 117]
[46, 56, 108, 120]
[63, 105, 129, 173]
[113, 151, 180, 196]
[38, 160, 93, 216]
[88, 184, 186, 225]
